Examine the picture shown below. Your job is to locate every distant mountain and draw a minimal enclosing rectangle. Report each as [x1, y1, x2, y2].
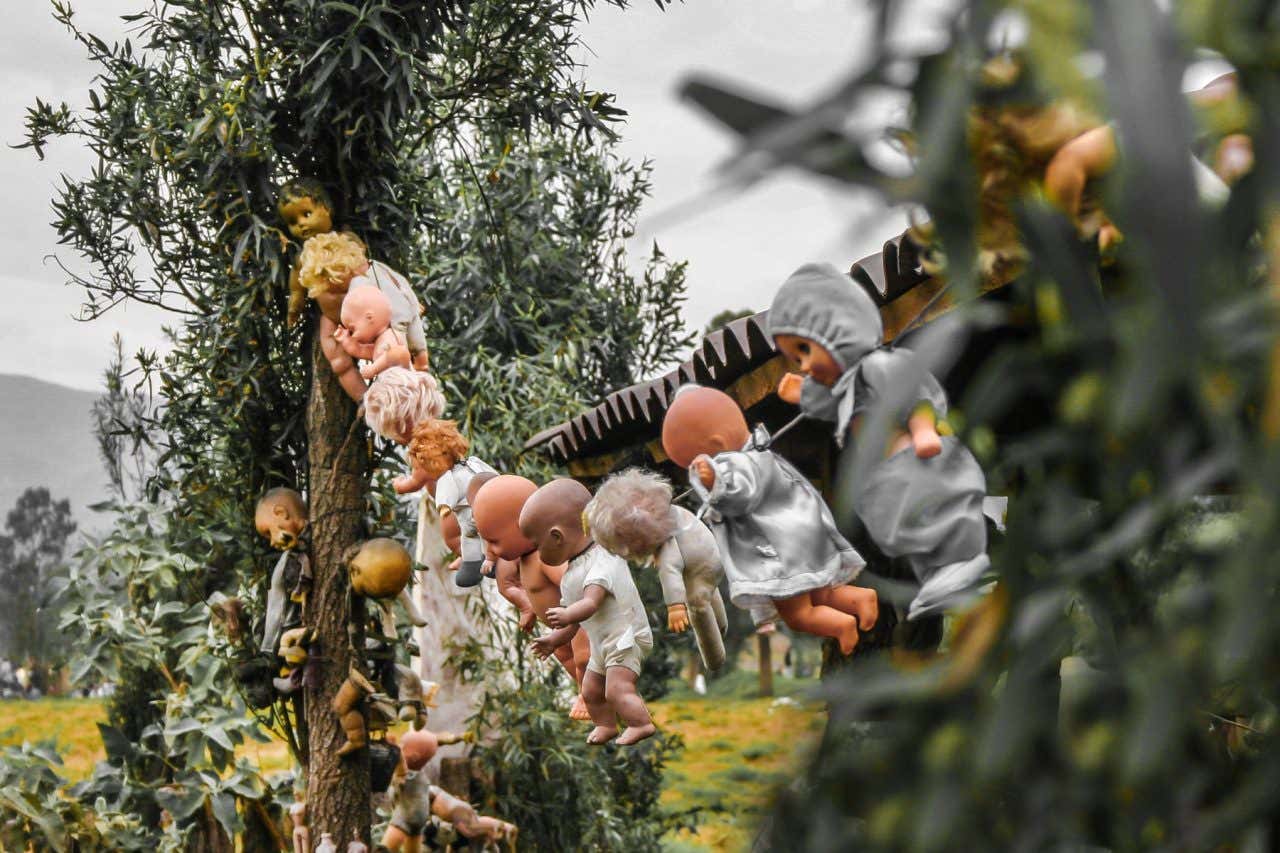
[0, 374, 111, 535]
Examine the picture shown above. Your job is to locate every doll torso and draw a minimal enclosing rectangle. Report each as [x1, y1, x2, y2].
[560, 545, 653, 658]
[516, 552, 566, 619]
[349, 261, 428, 359]
[390, 769, 435, 835]
[655, 506, 723, 607]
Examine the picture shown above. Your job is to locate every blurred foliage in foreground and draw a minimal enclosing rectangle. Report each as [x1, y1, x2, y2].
[713, 0, 1280, 849]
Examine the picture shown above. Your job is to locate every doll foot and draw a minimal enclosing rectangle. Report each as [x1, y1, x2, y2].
[336, 737, 365, 757]
[454, 559, 484, 588]
[569, 695, 592, 721]
[586, 726, 619, 745]
[838, 621, 861, 656]
[853, 588, 879, 631]
[616, 723, 656, 746]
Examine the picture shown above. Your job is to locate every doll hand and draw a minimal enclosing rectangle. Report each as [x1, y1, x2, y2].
[913, 429, 942, 459]
[359, 363, 378, 380]
[667, 604, 689, 632]
[518, 610, 537, 633]
[481, 560, 496, 578]
[545, 607, 568, 629]
[530, 635, 555, 659]
[332, 325, 349, 342]
[448, 556, 461, 572]
[777, 372, 804, 405]
[694, 459, 716, 490]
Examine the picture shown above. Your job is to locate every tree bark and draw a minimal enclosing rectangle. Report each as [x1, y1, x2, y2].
[305, 328, 371, 845]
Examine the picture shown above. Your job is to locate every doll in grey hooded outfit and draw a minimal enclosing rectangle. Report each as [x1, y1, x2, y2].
[767, 262, 990, 620]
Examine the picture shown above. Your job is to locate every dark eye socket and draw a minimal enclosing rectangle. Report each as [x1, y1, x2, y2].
[797, 342, 810, 355]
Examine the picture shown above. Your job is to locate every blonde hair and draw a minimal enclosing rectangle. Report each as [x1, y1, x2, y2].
[407, 419, 469, 480]
[584, 468, 676, 560]
[298, 231, 367, 297]
[364, 368, 446, 443]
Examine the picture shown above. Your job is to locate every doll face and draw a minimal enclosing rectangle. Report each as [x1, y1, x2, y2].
[472, 476, 538, 561]
[254, 493, 307, 550]
[340, 288, 392, 343]
[279, 195, 333, 241]
[774, 334, 844, 386]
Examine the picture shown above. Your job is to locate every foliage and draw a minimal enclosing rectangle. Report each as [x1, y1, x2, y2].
[703, 307, 755, 335]
[677, 0, 1280, 849]
[0, 488, 77, 684]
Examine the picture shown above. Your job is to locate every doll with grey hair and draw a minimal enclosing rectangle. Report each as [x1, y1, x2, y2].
[585, 468, 729, 671]
[768, 262, 990, 620]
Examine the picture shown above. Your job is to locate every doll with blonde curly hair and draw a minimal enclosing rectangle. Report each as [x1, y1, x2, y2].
[585, 468, 729, 671]
[363, 367, 447, 445]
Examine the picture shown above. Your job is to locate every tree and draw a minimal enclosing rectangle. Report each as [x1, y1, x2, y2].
[22, 0, 687, 846]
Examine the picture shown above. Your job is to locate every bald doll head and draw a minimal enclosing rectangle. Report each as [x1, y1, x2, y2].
[471, 475, 538, 561]
[661, 385, 752, 467]
[519, 478, 593, 566]
[465, 471, 499, 508]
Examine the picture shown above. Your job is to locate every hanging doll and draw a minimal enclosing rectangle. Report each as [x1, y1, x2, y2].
[276, 178, 336, 328]
[345, 538, 428, 642]
[382, 729, 517, 853]
[471, 475, 593, 721]
[584, 468, 728, 672]
[522, 478, 657, 745]
[252, 488, 312, 673]
[335, 287, 412, 381]
[660, 385, 878, 655]
[362, 367, 446, 445]
[395, 419, 497, 588]
[768, 262, 990, 620]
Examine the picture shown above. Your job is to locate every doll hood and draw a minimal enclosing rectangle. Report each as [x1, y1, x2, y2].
[766, 262, 883, 371]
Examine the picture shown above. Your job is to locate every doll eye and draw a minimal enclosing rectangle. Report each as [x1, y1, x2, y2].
[797, 342, 810, 355]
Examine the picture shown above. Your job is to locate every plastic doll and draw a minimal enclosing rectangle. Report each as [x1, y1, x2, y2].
[660, 385, 878, 655]
[253, 488, 311, 656]
[584, 468, 728, 671]
[314, 833, 338, 853]
[521, 478, 657, 745]
[768, 262, 990, 619]
[276, 178, 336, 328]
[345, 538, 428, 640]
[334, 287, 412, 381]
[288, 800, 308, 853]
[396, 419, 497, 588]
[382, 729, 516, 853]
[362, 367, 446, 445]
[471, 475, 593, 721]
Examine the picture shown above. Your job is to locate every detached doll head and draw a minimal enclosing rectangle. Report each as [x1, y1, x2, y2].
[584, 469, 676, 562]
[407, 419, 469, 487]
[767, 262, 883, 386]
[363, 367, 446, 444]
[661, 385, 751, 468]
[400, 729, 439, 771]
[518, 478, 592, 566]
[472, 475, 538, 561]
[277, 178, 335, 241]
[345, 537, 412, 599]
[298, 232, 368, 298]
[340, 287, 393, 344]
[254, 487, 308, 550]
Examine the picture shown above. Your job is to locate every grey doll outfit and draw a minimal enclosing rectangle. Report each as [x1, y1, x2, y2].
[432, 456, 498, 587]
[689, 425, 864, 608]
[349, 260, 428, 359]
[561, 545, 654, 675]
[768, 262, 990, 620]
[655, 506, 729, 670]
[390, 768, 434, 836]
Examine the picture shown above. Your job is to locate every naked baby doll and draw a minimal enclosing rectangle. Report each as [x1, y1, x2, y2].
[471, 475, 593, 721]
[769, 262, 990, 620]
[661, 385, 878, 655]
[336, 286, 411, 381]
[584, 468, 728, 671]
[522, 478, 657, 746]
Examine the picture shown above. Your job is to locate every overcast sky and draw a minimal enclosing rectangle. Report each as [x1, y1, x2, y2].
[0, 1, 936, 392]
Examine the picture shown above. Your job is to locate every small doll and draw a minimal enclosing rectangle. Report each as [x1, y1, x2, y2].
[362, 367, 446, 445]
[382, 729, 515, 853]
[288, 800, 308, 853]
[471, 475, 593, 721]
[397, 419, 497, 588]
[335, 287, 412, 381]
[521, 478, 657, 746]
[276, 178, 336, 327]
[253, 488, 311, 657]
[584, 468, 728, 671]
[768, 262, 990, 620]
[660, 385, 878, 655]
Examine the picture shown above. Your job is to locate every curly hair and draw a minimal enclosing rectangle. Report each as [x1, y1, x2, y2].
[364, 368, 447, 443]
[407, 419, 470, 480]
[584, 468, 676, 560]
[276, 177, 335, 215]
[298, 231, 367, 297]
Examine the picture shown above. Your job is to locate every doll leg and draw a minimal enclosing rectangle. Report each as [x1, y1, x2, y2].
[318, 316, 368, 402]
[381, 825, 418, 853]
[811, 585, 879, 630]
[548, 642, 590, 719]
[689, 600, 727, 671]
[581, 669, 617, 744]
[774, 593, 861, 655]
[568, 629, 592, 721]
[607, 667, 656, 746]
[332, 677, 369, 756]
[711, 588, 728, 634]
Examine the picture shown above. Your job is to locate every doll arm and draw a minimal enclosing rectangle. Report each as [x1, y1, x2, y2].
[654, 540, 688, 606]
[394, 466, 432, 495]
[287, 263, 307, 327]
[335, 329, 376, 361]
[359, 342, 412, 380]
[690, 451, 764, 517]
[545, 585, 606, 628]
[531, 624, 578, 658]
[495, 560, 537, 631]
[1044, 125, 1118, 229]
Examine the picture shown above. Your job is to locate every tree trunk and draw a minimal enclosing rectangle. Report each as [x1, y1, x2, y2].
[305, 330, 371, 845]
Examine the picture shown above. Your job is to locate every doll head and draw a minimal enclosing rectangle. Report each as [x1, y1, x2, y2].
[345, 538, 412, 599]
[400, 728, 439, 771]
[407, 420, 469, 488]
[465, 472, 499, 509]
[254, 487, 308, 550]
[363, 367, 446, 444]
[471, 475, 538, 561]
[584, 468, 676, 563]
[661, 385, 752, 468]
[339, 287, 393, 344]
[766, 262, 883, 386]
[298, 232, 368, 299]
[277, 178, 335, 241]
[518, 478, 593, 567]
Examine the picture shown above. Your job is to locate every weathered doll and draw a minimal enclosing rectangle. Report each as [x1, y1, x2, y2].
[253, 488, 311, 657]
[362, 366, 446, 446]
[768, 262, 990, 620]
[522, 479, 657, 746]
[335, 287, 412, 381]
[276, 178, 336, 328]
[471, 475, 593, 721]
[345, 537, 428, 641]
[382, 729, 517, 853]
[584, 468, 728, 672]
[661, 386, 878, 655]
[396, 419, 496, 588]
